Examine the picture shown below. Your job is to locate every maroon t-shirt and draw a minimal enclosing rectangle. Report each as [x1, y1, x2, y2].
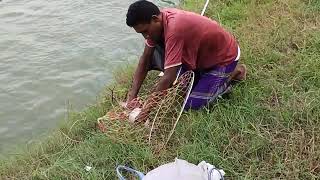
[146, 8, 239, 70]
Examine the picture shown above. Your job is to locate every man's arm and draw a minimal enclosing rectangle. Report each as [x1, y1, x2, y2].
[127, 45, 154, 102]
[155, 66, 179, 91]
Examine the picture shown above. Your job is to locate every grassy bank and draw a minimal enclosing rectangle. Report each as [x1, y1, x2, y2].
[1, 0, 320, 179]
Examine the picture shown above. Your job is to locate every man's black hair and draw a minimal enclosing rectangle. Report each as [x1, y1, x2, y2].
[126, 0, 160, 27]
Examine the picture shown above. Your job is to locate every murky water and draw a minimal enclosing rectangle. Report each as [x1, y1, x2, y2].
[0, 0, 177, 154]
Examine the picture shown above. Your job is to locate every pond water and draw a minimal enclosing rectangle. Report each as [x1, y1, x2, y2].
[0, 0, 178, 154]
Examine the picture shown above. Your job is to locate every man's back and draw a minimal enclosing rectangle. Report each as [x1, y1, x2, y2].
[150, 8, 238, 70]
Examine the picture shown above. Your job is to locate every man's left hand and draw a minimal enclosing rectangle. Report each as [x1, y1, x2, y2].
[155, 66, 180, 91]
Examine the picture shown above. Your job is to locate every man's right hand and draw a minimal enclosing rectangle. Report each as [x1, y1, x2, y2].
[126, 44, 154, 108]
[122, 97, 143, 110]
[126, 91, 136, 104]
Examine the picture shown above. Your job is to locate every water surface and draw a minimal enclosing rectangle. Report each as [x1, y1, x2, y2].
[0, 0, 177, 154]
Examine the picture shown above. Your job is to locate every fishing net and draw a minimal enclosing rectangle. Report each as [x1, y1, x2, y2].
[97, 71, 194, 149]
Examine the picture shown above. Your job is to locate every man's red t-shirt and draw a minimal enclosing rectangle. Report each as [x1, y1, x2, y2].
[146, 8, 239, 70]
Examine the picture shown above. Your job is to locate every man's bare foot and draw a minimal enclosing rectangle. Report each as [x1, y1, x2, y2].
[230, 64, 247, 81]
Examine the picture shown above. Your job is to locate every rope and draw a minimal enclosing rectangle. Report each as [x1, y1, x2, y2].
[201, 0, 210, 16]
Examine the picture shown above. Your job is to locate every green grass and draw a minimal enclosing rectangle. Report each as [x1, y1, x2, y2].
[1, 0, 320, 179]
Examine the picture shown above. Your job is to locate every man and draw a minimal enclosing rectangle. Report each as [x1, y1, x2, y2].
[125, 0, 246, 110]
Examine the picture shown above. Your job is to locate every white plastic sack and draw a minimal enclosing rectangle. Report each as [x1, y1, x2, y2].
[142, 158, 225, 180]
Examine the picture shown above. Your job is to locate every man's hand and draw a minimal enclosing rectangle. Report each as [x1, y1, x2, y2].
[122, 97, 143, 110]
[126, 91, 137, 105]
[155, 66, 180, 91]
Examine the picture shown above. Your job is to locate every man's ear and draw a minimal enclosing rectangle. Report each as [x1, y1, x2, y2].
[151, 15, 161, 22]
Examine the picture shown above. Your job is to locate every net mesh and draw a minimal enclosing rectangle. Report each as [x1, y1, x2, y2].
[97, 71, 194, 150]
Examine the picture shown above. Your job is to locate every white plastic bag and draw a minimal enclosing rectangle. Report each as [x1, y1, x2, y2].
[116, 158, 225, 180]
[143, 158, 225, 180]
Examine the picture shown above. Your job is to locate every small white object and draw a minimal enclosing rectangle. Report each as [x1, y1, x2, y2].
[158, 72, 164, 77]
[85, 166, 92, 172]
[128, 108, 141, 123]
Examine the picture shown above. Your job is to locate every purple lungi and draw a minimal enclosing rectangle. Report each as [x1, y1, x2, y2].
[181, 45, 241, 110]
[183, 60, 238, 110]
